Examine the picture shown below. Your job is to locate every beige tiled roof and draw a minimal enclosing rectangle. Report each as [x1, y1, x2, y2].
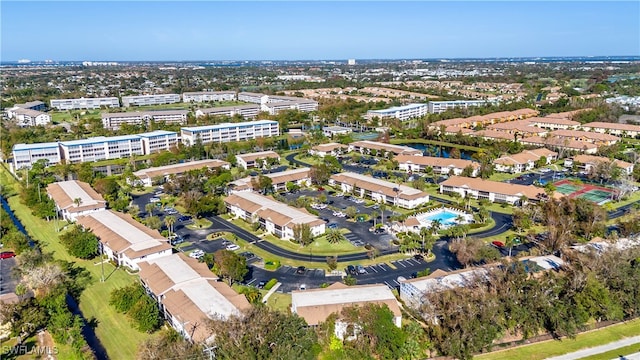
[46, 180, 106, 213]
[224, 192, 323, 229]
[581, 122, 640, 133]
[133, 159, 229, 180]
[312, 143, 348, 152]
[550, 130, 620, 142]
[441, 176, 550, 200]
[138, 253, 217, 295]
[572, 155, 633, 169]
[471, 130, 515, 141]
[493, 148, 558, 166]
[236, 151, 280, 163]
[330, 172, 428, 201]
[530, 117, 581, 126]
[395, 155, 480, 170]
[520, 136, 599, 151]
[350, 140, 423, 156]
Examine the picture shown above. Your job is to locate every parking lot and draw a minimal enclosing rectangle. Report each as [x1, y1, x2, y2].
[282, 189, 398, 251]
[0, 257, 18, 297]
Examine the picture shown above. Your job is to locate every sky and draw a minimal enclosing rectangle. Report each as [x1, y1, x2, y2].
[2, 1, 639, 61]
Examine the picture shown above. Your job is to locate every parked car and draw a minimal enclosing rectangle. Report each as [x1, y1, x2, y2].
[414, 254, 424, 261]
[257, 280, 266, 289]
[374, 228, 386, 234]
[296, 266, 306, 274]
[492, 241, 505, 248]
[189, 250, 204, 259]
[149, 197, 160, 203]
[178, 215, 192, 222]
[0, 251, 16, 259]
[170, 235, 185, 246]
[299, 284, 307, 290]
[356, 265, 366, 274]
[346, 265, 357, 276]
[239, 252, 255, 260]
[226, 244, 240, 251]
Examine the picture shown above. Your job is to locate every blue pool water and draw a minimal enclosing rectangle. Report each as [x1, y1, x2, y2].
[421, 210, 460, 226]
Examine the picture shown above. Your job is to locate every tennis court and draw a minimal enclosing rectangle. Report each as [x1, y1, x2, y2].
[555, 183, 582, 195]
[577, 190, 614, 205]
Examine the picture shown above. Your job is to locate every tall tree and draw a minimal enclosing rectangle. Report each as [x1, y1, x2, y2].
[213, 249, 248, 285]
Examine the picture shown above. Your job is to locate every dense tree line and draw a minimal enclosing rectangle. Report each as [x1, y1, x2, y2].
[109, 283, 162, 333]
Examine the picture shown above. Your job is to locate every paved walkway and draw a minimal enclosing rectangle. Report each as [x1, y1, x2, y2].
[261, 282, 281, 304]
[545, 335, 640, 360]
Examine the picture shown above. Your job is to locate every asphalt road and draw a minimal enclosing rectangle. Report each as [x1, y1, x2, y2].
[0, 257, 18, 296]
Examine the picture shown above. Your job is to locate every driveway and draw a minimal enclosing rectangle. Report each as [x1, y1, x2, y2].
[0, 257, 18, 296]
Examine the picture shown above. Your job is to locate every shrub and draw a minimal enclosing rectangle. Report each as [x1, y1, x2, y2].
[264, 260, 281, 270]
[264, 278, 278, 290]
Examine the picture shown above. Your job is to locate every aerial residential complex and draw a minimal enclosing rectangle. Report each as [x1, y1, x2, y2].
[121, 94, 181, 107]
[365, 103, 429, 122]
[329, 172, 430, 209]
[182, 91, 237, 103]
[138, 254, 250, 343]
[440, 176, 552, 204]
[11, 142, 62, 171]
[236, 92, 319, 114]
[224, 191, 326, 240]
[349, 140, 423, 157]
[564, 154, 634, 175]
[229, 167, 312, 193]
[180, 120, 280, 146]
[309, 142, 348, 157]
[235, 151, 280, 169]
[50, 97, 120, 110]
[101, 110, 188, 130]
[76, 210, 172, 271]
[11, 108, 51, 127]
[493, 148, 558, 173]
[46, 180, 107, 221]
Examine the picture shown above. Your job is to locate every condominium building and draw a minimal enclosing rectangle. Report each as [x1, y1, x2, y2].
[46, 180, 107, 221]
[229, 167, 312, 193]
[59, 135, 144, 164]
[261, 99, 318, 115]
[224, 192, 326, 240]
[564, 155, 634, 175]
[322, 126, 352, 138]
[180, 120, 279, 146]
[427, 100, 489, 114]
[121, 94, 181, 107]
[101, 110, 188, 130]
[394, 155, 480, 177]
[291, 283, 401, 337]
[50, 97, 120, 110]
[365, 103, 429, 122]
[137, 130, 180, 154]
[182, 91, 236, 103]
[431, 108, 539, 130]
[5, 101, 46, 118]
[493, 148, 558, 173]
[580, 122, 640, 138]
[12, 142, 62, 170]
[439, 176, 553, 205]
[519, 136, 599, 154]
[76, 210, 172, 271]
[238, 92, 268, 104]
[194, 104, 260, 119]
[309, 143, 348, 157]
[546, 130, 620, 147]
[329, 172, 429, 209]
[132, 159, 231, 187]
[235, 151, 280, 169]
[349, 140, 423, 157]
[138, 253, 251, 343]
[13, 108, 51, 127]
[528, 117, 580, 131]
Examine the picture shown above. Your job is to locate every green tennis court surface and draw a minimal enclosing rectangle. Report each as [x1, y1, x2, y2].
[555, 183, 582, 195]
[577, 190, 613, 205]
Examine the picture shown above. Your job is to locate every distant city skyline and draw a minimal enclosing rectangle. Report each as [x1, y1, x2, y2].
[2, 1, 638, 61]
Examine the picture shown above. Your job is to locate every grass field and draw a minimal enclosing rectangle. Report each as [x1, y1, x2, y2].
[476, 318, 640, 360]
[1, 166, 149, 359]
[578, 342, 640, 360]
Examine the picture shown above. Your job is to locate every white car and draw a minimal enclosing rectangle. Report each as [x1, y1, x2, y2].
[226, 244, 240, 251]
[149, 197, 160, 203]
[189, 250, 204, 259]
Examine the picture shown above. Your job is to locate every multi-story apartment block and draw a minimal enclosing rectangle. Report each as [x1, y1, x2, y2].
[46, 180, 107, 222]
[12, 142, 62, 170]
[13, 108, 51, 127]
[564, 155, 634, 175]
[59, 135, 144, 164]
[235, 151, 280, 170]
[101, 110, 188, 130]
[137, 130, 180, 154]
[349, 140, 423, 157]
[493, 148, 558, 173]
[121, 94, 181, 107]
[261, 99, 319, 115]
[180, 120, 279, 146]
[133, 159, 230, 187]
[182, 91, 236, 103]
[237, 92, 268, 104]
[395, 155, 480, 177]
[365, 103, 429, 122]
[440, 176, 553, 205]
[427, 100, 489, 114]
[50, 97, 120, 110]
[580, 122, 640, 138]
[5, 101, 47, 119]
[195, 104, 260, 119]
[329, 172, 429, 209]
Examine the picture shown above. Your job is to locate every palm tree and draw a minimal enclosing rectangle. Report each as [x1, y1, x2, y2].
[379, 203, 387, 227]
[73, 197, 82, 207]
[326, 229, 345, 244]
[419, 227, 433, 254]
[164, 216, 176, 237]
[429, 219, 442, 235]
[371, 210, 379, 227]
[145, 203, 155, 218]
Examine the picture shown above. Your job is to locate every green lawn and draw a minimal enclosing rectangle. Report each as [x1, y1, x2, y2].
[186, 218, 212, 230]
[476, 318, 640, 360]
[1, 167, 149, 359]
[264, 292, 292, 312]
[488, 172, 522, 182]
[579, 343, 640, 360]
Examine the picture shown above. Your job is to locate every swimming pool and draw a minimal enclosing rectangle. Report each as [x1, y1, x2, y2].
[417, 208, 470, 227]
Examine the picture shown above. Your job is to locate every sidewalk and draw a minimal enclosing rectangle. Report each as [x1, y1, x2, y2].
[261, 282, 281, 304]
[545, 335, 640, 360]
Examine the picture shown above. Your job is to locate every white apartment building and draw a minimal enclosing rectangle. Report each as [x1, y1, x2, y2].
[137, 130, 180, 154]
[76, 210, 172, 271]
[180, 120, 279, 146]
[427, 100, 489, 114]
[133, 159, 230, 187]
[195, 104, 260, 119]
[5, 101, 47, 119]
[13, 108, 51, 127]
[228, 167, 311, 193]
[580, 122, 640, 138]
[50, 97, 120, 110]
[121, 94, 181, 107]
[440, 176, 551, 205]
[395, 155, 480, 177]
[261, 99, 319, 115]
[138, 254, 251, 343]
[329, 172, 429, 209]
[224, 192, 326, 240]
[237, 92, 269, 104]
[235, 151, 280, 170]
[309, 143, 348, 157]
[366, 103, 429, 122]
[101, 110, 188, 130]
[322, 126, 352, 138]
[493, 148, 558, 173]
[182, 91, 236, 103]
[12, 142, 62, 170]
[59, 135, 144, 164]
[564, 155, 634, 175]
[46, 180, 107, 222]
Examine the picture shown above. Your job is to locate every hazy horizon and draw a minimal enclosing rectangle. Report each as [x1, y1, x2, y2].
[2, 1, 639, 62]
